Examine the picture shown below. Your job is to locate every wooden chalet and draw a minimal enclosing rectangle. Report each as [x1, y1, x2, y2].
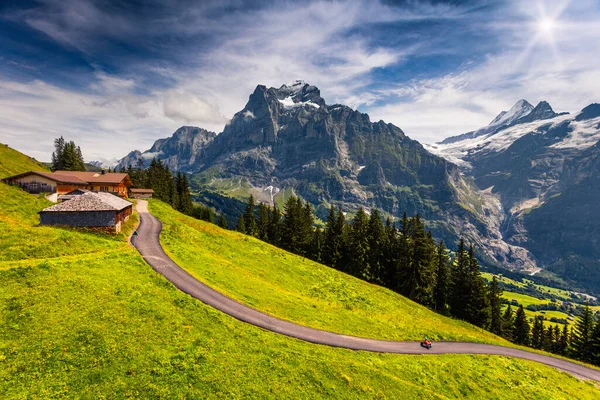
[2, 170, 133, 197]
[130, 188, 154, 199]
[53, 170, 133, 197]
[1, 171, 87, 194]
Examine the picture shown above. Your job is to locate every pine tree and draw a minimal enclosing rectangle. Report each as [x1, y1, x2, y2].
[310, 227, 324, 263]
[465, 246, 490, 328]
[267, 206, 282, 246]
[590, 316, 600, 365]
[449, 239, 470, 321]
[433, 241, 450, 313]
[348, 208, 370, 279]
[175, 173, 193, 215]
[323, 206, 346, 271]
[558, 324, 569, 355]
[513, 305, 531, 346]
[381, 218, 397, 289]
[257, 203, 269, 240]
[243, 195, 256, 236]
[573, 305, 595, 362]
[51, 136, 65, 171]
[531, 317, 544, 349]
[75, 146, 86, 171]
[552, 325, 561, 354]
[395, 212, 411, 291]
[397, 215, 435, 306]
[237, 214, 246, 233]
[502, 304, 514, 341]
[489, 276, 504, 336]
[218, 214, 228, 229]
[542, 325, 554, 352]
[367, 209, 386, 283]
[281, 196, 308, 255]
[299, 200, 315, 255]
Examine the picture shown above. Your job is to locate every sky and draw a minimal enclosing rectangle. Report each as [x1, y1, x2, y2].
[0, 0, 599, 162]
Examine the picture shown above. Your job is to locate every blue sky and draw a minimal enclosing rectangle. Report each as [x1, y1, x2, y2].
[0, 0, 599, 161]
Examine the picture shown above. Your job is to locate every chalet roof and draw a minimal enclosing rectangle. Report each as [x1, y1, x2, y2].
[53, 170, 131, 185]
[41, 192, 132, 213]
[2, 170, 88, 184]
[130, 188, 154, 193]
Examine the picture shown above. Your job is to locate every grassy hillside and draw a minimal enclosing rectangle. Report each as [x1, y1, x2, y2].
[0, 144, 48, 177]
[1, 148, 600, 398]
[151, 200, 508, 344]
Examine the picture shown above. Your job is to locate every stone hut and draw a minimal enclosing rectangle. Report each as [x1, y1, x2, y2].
[39, 192, 133, 233]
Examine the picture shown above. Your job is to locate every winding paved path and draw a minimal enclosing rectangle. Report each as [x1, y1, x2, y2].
[132, 200, 600, 382]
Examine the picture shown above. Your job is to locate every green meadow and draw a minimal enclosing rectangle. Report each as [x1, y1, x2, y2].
[1, 146, 599, 398]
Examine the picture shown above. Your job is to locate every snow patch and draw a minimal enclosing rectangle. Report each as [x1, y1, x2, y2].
[357, 165, 366, 172]
[430, 113, 573, 165]
[278, 96, 320, 109]
[243, 110, 255, 119]
[550, 117, 600, 150]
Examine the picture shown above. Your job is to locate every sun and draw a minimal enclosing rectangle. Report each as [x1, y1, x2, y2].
[537, 18, 556, 35]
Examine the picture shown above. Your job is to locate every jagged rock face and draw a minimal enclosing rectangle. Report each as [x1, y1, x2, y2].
[431, 101, 600, 290]
[199, 81, 455, 209]
[514, 101, 566, 124]
[117, 126, 216, 171]
[117, 150, 143, 170]
[575, 103, 600, 122]
[190, 82, 537, 270]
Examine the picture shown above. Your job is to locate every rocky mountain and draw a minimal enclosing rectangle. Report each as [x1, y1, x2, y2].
[428, 101, 600, 291]
[117, 126, 216, 171]
[441, 99, 535, 144]
[89, 158, 118, 169]
[121, 80, 539, 272]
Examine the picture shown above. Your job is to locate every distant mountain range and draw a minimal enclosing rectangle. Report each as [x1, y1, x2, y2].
[427, 100, 600, 290]
[115, 81, 600, 291]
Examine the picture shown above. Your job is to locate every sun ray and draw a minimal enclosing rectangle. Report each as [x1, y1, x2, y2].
[512, 0, 572, 73]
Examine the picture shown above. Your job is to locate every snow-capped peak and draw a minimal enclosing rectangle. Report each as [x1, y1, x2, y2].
[488, 99, 534, 128]
[280, 80, 308, 94]
[274, 80, 325, 109]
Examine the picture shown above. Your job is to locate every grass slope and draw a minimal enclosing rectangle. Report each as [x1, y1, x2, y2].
[151, 200, 504, 344]
[0, 144, 47, 177]
[1, 148, 599, 398]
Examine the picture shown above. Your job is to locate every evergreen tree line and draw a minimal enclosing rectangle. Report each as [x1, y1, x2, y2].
[237, 195, 600, 366]
[121, 158, 227, 226]
[51, 136, 85, 172]
[500, 302, 600, 366]
[238, 195, 493, 328]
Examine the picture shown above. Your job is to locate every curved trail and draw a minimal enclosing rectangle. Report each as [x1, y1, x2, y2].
[132, 201, 600, 382]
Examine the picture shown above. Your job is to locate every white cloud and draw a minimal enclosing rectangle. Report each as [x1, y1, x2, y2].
[1, 0, 598, 159]
[0, 77, 225, 162]
[162, 90, 227, 125]
[366, 0, 600, 143]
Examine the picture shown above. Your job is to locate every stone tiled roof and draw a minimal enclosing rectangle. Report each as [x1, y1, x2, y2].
[41, 192, 132, 212]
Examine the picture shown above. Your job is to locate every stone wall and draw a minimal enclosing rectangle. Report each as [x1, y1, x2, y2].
[39, 211, 116, 228]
